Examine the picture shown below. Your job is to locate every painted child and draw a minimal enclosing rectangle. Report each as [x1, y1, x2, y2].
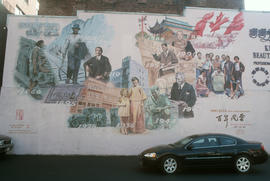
[118, 88, 130, 135]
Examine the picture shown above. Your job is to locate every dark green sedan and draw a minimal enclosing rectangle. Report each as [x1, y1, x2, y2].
[139, 133, 268, 174]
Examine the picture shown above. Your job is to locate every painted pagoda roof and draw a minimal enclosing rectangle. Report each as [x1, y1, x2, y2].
[161, 17, 193, 31]
[148, 17, 194, 34]
[148, 20, 168, 34]
[164, 17, 193, 27]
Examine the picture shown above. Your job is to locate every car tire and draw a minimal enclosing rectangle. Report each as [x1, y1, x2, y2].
[160, 155, 178, 175]
[234, 155, 252, 174]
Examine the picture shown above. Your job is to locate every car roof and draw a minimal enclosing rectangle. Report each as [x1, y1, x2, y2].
[190, 133, 241, 139]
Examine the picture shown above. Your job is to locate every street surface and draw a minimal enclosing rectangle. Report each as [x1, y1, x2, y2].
[0, 155, 269, 181]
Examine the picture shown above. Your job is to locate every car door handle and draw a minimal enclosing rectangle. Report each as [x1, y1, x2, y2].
[207, 152, 215, 154]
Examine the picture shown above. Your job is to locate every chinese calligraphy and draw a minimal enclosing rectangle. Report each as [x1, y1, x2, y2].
[16, 109, 24, 120]
[249, 28, 270, 41]
[216, 113, 246, 128]
[19, 22, 60, 37]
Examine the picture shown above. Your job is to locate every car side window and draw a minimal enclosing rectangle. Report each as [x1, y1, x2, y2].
[219, 137, 236, 146]
[191, 138, 208, 148]
[191, 137, 219, 149]
[207, 137, 218, 146]
[192, 138, 214, 148]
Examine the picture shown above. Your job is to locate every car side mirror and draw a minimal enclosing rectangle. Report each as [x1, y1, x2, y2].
[187, 145, 193, 150]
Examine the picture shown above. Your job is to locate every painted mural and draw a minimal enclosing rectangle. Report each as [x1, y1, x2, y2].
[1, 8, 270, 155]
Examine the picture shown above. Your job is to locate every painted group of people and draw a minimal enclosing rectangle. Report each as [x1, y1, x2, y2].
[62, 24, 112, 84]
[152, 31, 195, 77]
[117, 77, 147, 135]
[194, 52, 245, 99]
[118, 71, 198, 135]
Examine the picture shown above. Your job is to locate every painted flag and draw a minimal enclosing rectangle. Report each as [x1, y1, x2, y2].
[209, 12, 229, 33]
[194, 12, 214, 36]
[224, 12, 244, 35]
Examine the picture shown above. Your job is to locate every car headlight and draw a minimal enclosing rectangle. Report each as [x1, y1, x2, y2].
[144, 152, 157, 158]
[0, 140, 4, 146]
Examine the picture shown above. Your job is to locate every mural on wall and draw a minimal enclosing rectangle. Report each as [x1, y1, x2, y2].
[3, 8, 270, 155]
[47, 14, 114, 85]
[13, 11, 248, 135]
[65, 11, 248, 135]
[15, 14, 114, 100]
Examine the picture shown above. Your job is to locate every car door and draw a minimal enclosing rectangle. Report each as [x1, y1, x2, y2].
[184, 136, 221, 166]
[216, 136, 237, 165]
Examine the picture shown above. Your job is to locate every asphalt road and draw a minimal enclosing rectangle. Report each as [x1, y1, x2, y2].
[0, 155, 269, 181]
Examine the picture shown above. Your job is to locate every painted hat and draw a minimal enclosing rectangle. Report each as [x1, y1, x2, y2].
[72, 24, 80, 30]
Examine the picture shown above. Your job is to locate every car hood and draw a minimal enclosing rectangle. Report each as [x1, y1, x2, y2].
[141, 144, 177, 154]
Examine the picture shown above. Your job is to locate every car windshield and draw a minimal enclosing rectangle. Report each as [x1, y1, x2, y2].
[173, 136, 196, 146]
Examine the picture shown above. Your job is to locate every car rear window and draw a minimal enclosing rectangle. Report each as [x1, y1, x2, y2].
[219, 137, 236, 146]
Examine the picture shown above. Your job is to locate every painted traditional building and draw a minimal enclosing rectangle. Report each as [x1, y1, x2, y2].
[70, 77, 121, 114]
[122, 56, 149, 90]
[148, 17, 194, 41]
[109, 68, 122, 88]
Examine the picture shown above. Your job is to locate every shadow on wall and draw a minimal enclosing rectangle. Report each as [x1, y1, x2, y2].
[0, 4, 9, 89]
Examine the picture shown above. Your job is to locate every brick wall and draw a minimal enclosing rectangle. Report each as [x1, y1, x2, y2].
[186, 0, 244, 9]
[38, 0, 244, 16]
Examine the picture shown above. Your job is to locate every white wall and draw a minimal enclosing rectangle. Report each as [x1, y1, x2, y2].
[0, 8, 270, 155]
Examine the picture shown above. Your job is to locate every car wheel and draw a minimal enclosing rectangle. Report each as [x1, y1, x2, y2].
[235, 155, 252, 173]
[160, 156, 178, 174]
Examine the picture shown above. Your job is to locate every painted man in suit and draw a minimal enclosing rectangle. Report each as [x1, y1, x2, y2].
[153, 43, 178, 76]
[232, 56, 245, 87]
[153, 43, 178, 65]
[224, 55, 234, 97]
[170, 72, 196, 118]
[84, 47, 112, 82]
